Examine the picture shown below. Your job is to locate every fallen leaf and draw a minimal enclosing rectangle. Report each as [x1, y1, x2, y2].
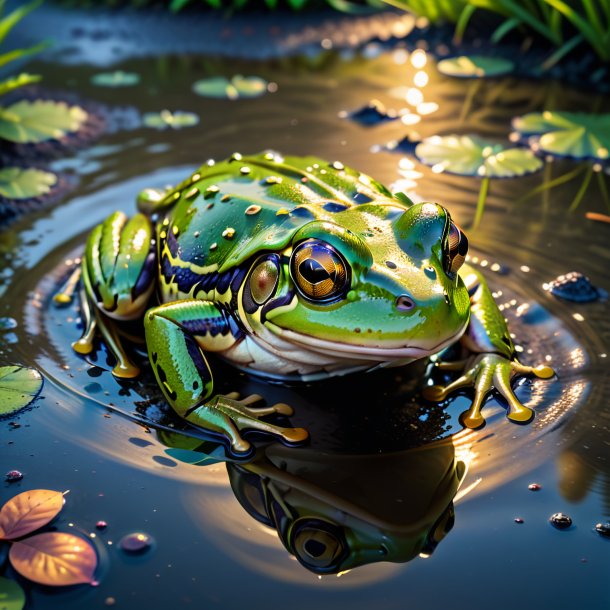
[0, 489, 64, 540]
[9, 532, 97, 586]
[0, 576, 25, 610]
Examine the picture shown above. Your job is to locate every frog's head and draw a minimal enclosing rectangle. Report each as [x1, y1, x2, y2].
[239, 201, 470, 369]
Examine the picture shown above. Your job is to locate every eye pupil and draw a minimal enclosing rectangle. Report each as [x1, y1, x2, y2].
[299, 259, 332, 284]
[290, 240, 350, 302]
[445, 222, 468, 276]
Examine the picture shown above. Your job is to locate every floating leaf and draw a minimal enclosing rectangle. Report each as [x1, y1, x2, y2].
[0, 100, 88, 144]
[142, 110, 199, 130]
[192, 75, 268, 100]
[0, 489, 63, 540]
[437, 55, 514, 78]
[0, 576, 25, 610]
[9, 532, 97, 586]
[0, 168, 57, 200]
[90, 70, 140, 87]
[415, 134, 543, 178]
[512, 111, 610, 161]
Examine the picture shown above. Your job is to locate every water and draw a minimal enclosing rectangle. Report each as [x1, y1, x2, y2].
[1, 45, 609, 610]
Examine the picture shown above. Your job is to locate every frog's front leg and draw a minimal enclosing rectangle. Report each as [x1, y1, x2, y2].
[144, 300, 309, 457]
[423, 264, 554, 429]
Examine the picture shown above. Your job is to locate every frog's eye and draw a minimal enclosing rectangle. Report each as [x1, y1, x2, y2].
[290, 518, 348, 574]
[444, 222, 468, 277]
[290, 240, 350, 303]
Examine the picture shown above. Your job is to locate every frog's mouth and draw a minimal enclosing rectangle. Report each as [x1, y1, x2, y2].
[264, 321, 467, 362]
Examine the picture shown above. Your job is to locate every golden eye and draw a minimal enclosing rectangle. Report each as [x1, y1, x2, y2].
[445, 222, 468, 276]
[290, 240, 349, 302]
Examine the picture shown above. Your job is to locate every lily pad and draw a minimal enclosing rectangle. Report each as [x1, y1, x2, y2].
[142, 110, 199, 130]
[415, 135, 543, 177]
[192, 75, 268, 100]
[437, 55, 515, 78]
[512, 111, 610, 161]
[0, 366, 43, 417]
[0, 576, 25, 610]
[9, 532, 97, 586]
[0, 168, 57, 200]
[0, 489, 64, 540]
[0, 100, 88, 144]
[90, 70, 140, 87]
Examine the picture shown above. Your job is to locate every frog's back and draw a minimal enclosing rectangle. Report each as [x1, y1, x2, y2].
[156, 152, 402, 300]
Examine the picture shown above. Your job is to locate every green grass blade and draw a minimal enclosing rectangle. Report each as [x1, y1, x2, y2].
[478, 0, 561, 43]
[0, 0, 43, 46]
[581, 0, 604, 36]
[543, 0, 608, 58]
[0, 72, 41, 97]
[472, 176, 490, 229]
[169, 0, 192, 11]
[0, 41, 47, 69]
[454, 4, 476, 42]
[491, 16, 521, 43]
[568, 165, 593, 212]
[541, 33, 584, 70]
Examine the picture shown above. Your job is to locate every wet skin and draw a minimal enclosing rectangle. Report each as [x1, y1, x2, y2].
[56, 152, 554, 457]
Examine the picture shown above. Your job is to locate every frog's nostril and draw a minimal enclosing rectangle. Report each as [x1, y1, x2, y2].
[396, 295, 415, 311]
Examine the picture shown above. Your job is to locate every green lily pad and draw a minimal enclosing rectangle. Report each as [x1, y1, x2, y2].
[0, 576, 25, 610]
[0, 168, 57, 200]
[90, 70, 140, 87]
[192, 75, 268, 100]
[437, 55, 514, 78]
[0, 366, 43, 417]
[0, 100, 88, 144]
[512, 111, 610, 161]
[415, 134, 543, 178]
[142, 110, 199, 130]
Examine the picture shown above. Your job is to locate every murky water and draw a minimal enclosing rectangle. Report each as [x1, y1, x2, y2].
[1, 47, 609, 609]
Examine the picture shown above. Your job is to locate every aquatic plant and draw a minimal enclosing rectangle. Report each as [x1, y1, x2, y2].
[383, 0, 610, 63]
[90, 70, 141, 87]
[0, 365, 43, 417]
[192, 75, 269, 99]
[513, 111, 610, 211]
[436, 55, 514, 78]
[143, 109, 200, 129]
[0, 0, 88, 147]
[415, 134, 543, 227]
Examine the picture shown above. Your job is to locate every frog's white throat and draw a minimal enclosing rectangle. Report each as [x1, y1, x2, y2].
[218, 320, 464, 382]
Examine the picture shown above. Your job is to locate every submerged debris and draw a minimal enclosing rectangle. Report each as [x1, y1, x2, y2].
[595, 522, 610, 538]
[341, 100, 399, 126]
[546, 272, 601, 303]
[5, 470, 23, 482]
[549, 513, 573, 530]
[120, 532, 153, 553]
[528, 483, 542, 491]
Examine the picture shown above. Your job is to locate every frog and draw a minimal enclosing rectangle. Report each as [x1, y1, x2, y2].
[55, 151, 554, 458]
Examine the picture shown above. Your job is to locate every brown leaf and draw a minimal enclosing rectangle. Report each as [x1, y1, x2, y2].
[9, 532, 97, 586]
[0, 489, 64, 540]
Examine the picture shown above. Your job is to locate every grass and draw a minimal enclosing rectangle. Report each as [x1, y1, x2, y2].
[383, 0, 610, 62]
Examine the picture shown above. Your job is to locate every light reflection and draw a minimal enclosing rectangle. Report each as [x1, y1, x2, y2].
[413, 70, 429, 88]
[410, 49, 427, 69]
[405, 87, 424, 107]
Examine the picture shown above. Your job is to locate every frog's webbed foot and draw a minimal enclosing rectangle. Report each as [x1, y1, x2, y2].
[187, 392, 308, 458]
[423, 353, 555, 429]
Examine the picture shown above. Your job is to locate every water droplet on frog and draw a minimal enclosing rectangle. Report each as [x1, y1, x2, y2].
[5, 470, 23, 482]
[528, 483, 542, 491]
[549, 513, 572, 529]
[120, 531, 154, 553]
[595, 522, 610, 538]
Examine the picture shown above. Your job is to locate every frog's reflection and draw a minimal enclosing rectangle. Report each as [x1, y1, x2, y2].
[159, 428, 466, 574]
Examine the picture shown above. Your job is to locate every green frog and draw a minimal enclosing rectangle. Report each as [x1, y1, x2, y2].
[55, 152, 554, 458]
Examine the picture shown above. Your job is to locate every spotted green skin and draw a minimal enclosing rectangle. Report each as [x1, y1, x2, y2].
[74, 152, 554, 457]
